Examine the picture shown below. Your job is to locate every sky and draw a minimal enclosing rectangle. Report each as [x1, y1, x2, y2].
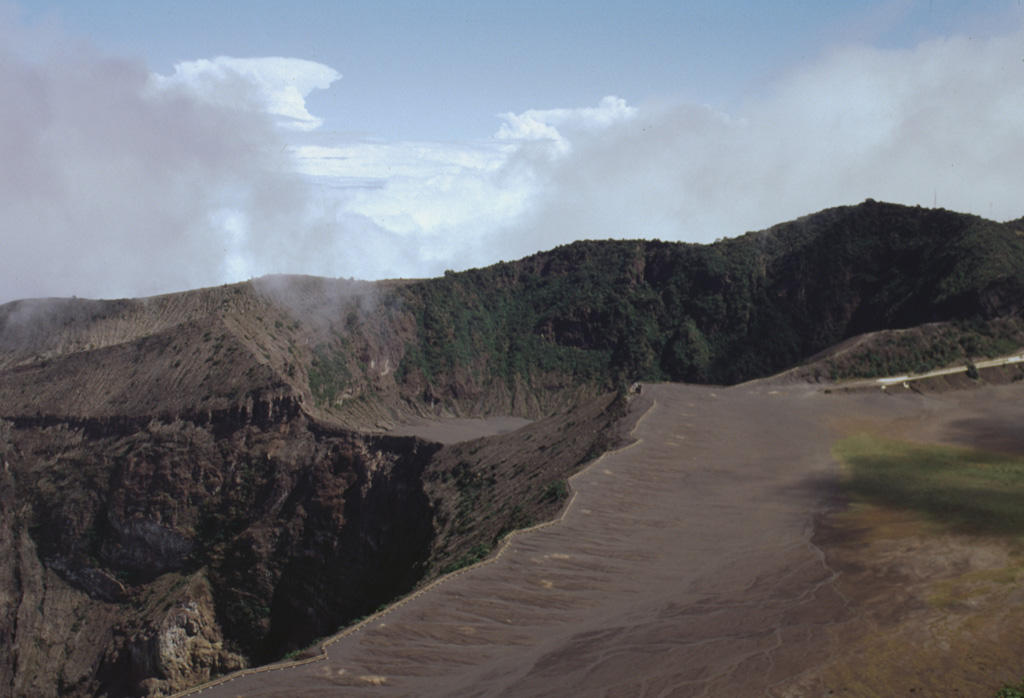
[2, 0, 1024, 302]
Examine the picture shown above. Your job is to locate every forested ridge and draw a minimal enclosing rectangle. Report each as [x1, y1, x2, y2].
[3, 198, 1024, 698]
[385, 199, 1024, 395]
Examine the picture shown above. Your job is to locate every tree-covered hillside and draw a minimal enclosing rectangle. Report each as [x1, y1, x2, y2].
[3, 199, 1023, 697]
[382, 200, 1024, 396]
[9, 200, 1017, 425]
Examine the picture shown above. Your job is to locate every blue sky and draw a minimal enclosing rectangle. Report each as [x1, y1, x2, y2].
[17, 0, 1015, 137]
[2, 0, 1024, 301]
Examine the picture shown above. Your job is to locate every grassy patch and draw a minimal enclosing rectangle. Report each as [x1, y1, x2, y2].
[440, 543, 491, 575]
[540, 478, 569, 503]
[928, 564, 1024, 611]
[834, 434, 1024, 537]
[998, 680, 1024, 698]
[308, 340, 353, 407]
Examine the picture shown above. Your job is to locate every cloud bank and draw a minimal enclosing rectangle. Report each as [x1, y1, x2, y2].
[0, 21, 337, 302]
[487, 31, 1024, 257]
[2, 16, 1024, 304]
[297, 28, 1024, 280]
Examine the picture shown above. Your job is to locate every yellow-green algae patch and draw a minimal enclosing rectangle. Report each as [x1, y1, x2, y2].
[833, 434, 1024, 538]
[819, 435, 1024, 696]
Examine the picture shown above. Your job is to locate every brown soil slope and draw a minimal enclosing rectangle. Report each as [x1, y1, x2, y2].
[0, 277, 631, 697]
[177, 381, 1024, 698]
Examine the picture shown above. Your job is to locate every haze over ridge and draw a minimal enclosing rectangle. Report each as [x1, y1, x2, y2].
[4, 196, 1024, 696]
[2, 1, 1023, 304]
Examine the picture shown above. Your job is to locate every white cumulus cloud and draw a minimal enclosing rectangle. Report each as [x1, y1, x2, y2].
[150, 56, 340, 131]
[479, 27, 1024, 255]
[5, 13, 1024, 305]
[289, 97, 639, 276]
[494, 95, 637, 155]
[318, 27, 1024, 278]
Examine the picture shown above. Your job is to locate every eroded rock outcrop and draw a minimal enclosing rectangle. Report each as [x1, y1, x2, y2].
[0, 413, 442, 697]
[9, 200, 1020, 696]
[128, 578, 246, 697]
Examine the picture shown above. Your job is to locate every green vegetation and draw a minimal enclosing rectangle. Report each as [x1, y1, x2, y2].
[440, 542, 491, 575]
[11, 201, 1024, 695]
[998, 681, 1024, 698]
[834, 434, 1024, 537]
[384, 202, 1024, 395]
[225, 595, 272, 641]
[281, 636, 324, 661]
[307, 339, 353, 407]
[827, 318, 1023, 380]
[444, 460, 496, 535]
[835, 436, 1024, 698]
[541, 478, 569, 503]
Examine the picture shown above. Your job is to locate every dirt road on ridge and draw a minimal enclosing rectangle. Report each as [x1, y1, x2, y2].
[178, 381, 1024, 697]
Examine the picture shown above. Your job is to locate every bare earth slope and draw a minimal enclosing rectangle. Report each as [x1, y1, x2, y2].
[8, 199, 1024, 696]
[177, 380, 1024, 698]
[177, 381, 1022, 698]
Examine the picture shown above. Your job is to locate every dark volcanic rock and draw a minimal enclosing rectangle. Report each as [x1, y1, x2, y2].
[0, 413, 443, 697]
[5, 200, 1024, 696]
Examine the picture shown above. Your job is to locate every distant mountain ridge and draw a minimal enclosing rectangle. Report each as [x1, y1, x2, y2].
[381, 199, 1024, 400]
[7, 199, 1023, 426]
[2, 200, 1023, 697]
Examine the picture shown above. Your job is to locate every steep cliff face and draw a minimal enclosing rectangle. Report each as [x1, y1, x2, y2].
[125, 577, 245, 697]
[0, 412, 441, 697]
[5, 200, 1024, 697]
[0, 271, 622, 697]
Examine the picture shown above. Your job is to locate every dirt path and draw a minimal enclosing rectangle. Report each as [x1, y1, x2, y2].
[178, 382, 1024, 697]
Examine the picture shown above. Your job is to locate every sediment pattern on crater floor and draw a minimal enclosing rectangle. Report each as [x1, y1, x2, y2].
[180, 382, 943, 697]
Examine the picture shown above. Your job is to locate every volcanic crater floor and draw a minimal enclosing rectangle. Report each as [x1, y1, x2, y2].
[178, 382, 1024, 697]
